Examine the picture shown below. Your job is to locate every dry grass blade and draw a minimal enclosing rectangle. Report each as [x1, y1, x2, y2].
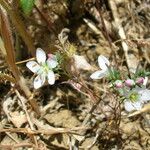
[0, 126, 90, 135]
[83, 18, 101, 35]
[15, 89, 38, 146]
[0, 7, 20, 81]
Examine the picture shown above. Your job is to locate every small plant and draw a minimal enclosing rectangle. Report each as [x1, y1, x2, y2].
[90, 55, 150, 112]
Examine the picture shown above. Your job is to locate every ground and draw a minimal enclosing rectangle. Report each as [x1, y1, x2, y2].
[0, 0, 150, 150]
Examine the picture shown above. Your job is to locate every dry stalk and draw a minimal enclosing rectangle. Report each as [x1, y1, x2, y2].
[94, 0, 118, 64]
[0, 6, 40, 115]
[108, 0, 138, 73]
[34, 4, 57, 36]
[83, 18, 101, 35]
[95, 0, 112, 49]
[0, 126, 90, 135]
[0, 143, 36, 150]
[0, 57, 35, 69]
[5, 132, 19, 144]
[0, 7, 20, 81]
[15, 89, 38, 146]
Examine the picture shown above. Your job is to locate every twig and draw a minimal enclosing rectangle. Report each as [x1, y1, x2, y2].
[0, 57, 35, 69]
[0, 143, 36, 149]
[5, 132, 19, 144]
[34, 4, 57, 36]
[0, 126, 90, 135]
[95, 0, 112, 49]
[109, 0, 138, 73]
[15, 89, 38, 147]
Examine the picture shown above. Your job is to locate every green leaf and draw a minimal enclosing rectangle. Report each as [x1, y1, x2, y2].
[20, 0, 35, 16]
[135, 69, 150, 77]
[108, 68, 120, 81]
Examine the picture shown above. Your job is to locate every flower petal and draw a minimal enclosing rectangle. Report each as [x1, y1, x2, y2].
[36, 48, 46, 64]
[90, 70, 107, 79]
[34, 74, 45, 89]
[124, 101, 142, 112]
[143, 77, 148, 86]
[73, 54, 92, 70]
[26, 61, 40, 73]
[139, 89, 150, 102]
[47, 70, 55, 85]
[47, 55, 58, 69]
[98, 55, 110, 70]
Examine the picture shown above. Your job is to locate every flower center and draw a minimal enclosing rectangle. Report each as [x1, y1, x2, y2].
[39, 63, 51, 74]
[129, 92, 139, 102]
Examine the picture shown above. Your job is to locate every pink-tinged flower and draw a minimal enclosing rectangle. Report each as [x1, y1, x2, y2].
[26, 48, 58, 89]
[90, 55, 110, 79]
[124, 87, 150, 112]
[114, 80, 123, 88]
[136, 77, 144, 85]
[125, 79, 135, 87]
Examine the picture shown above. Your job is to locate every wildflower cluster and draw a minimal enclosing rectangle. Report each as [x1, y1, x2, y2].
[90, 55, 150, 112]
[114, 77, 150, 112]
[26, 29, 92, 90]
[26, 26, 150, 114]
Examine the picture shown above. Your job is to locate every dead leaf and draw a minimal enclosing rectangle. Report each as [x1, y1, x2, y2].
[9, 111, 27, 128]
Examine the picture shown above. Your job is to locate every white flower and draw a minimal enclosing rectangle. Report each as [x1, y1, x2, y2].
[26, 48, 58, 89]
[124, 87, 150, 112]
[90, 55, 110, 79]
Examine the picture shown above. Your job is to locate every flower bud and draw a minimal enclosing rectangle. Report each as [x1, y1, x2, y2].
[114, 80, 123, 88]
[125, 79, 135, 87]
[48, 54, 53, 59]
[136, 77, 144, 85]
